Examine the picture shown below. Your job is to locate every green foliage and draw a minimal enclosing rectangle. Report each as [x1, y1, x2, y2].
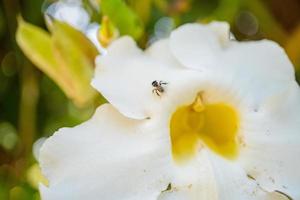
[101, 0, 144, 39]
[128, 0, 152, 24]
[16, 18, 98, 107]
[205, 0, 241, 23]
[50, 20, 99, 106]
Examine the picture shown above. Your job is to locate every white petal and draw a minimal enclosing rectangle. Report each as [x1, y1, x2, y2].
[159, 151, 274, 200]
[145, 39, 183, 69]
[238, 83, 300, 199]
[92, 36, 202, 119]
[207, 153, 271, 200]
[46, 1, 90, 32]
[209, 39, 295, 112]
[206, 21, 231, 45]
[84, 23, 107, 54]
[39, 104, 174, 200]
[221, 40, 294, 82]
[169, 23, 227, 71]
[158, 151, 217, 200]
[169, 23, 294, 93]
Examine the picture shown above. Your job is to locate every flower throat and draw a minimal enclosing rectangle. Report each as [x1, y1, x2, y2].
[170, 93, 239, 163]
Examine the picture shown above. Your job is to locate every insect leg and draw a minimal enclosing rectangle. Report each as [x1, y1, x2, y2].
[155, 90, 161, 96]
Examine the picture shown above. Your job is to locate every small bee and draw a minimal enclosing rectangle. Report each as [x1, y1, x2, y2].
[152, 80, 167, 96]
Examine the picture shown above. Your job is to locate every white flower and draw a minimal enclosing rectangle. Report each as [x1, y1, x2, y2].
[84, 23, 107, 54]
[45, 0, 105, 53]
[45, 0, 90, 32]
[39, 22, 300, 200]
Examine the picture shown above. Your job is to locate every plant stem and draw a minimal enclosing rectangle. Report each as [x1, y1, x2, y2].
[19, 61, 39, 158]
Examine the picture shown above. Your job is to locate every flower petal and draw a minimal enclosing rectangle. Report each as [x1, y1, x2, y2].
[208, 39, 295, 112]
[207, 153, 271, 200]
[169, 22, 294, 91]
[92, 36, 201, 119]
[238, 83, 300, 199]
[169, 22, 229, 71]
[145, 39, 183, 69]
[159, 151, 274, 200]
[158, 152, 217, 200]
[39, 104, 174, 200]
[46, 1, 90, 32]
[221, 40, 294, 82]
[84, 23, 106, 54]
[206, 21, 231, 46]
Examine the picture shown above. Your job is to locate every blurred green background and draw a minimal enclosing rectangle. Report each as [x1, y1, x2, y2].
[1, 0, 300, 199]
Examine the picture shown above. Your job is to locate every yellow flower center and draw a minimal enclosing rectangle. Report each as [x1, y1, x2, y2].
[170, 93, 239, 163]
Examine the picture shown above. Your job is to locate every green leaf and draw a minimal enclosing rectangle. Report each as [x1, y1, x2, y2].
[16, 18, 99, 106]
[101, 0, 144, 39]
[16, 18, 74, 99]
[128, 0, 152, 24]
[51, 20, 99, 106]
[203, 0, 241, 23]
